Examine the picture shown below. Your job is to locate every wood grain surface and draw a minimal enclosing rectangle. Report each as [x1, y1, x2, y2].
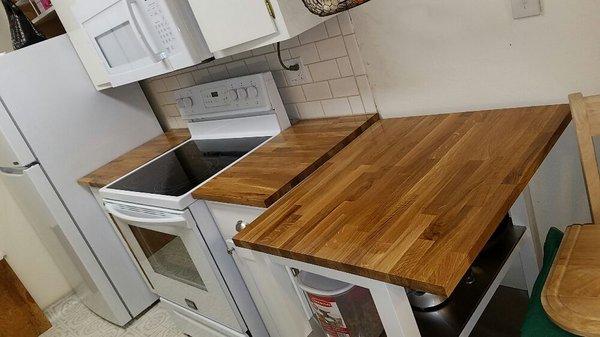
[234, 105, 571, 296]
[192, 114, 379, 207]
[0, 259, 51, 337]
[542, 224, 600, 336]
[78, 129, 191, 188]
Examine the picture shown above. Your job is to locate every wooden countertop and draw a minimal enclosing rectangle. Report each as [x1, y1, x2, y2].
[234, 105, 571, 296]
[192, 114, 379, 207]
[78, 129, 191, 188]
[542, 224, 600, 336]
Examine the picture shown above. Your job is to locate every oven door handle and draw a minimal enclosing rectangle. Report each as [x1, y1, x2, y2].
[105, 203, 191, 229]
[125, 0, 168, 63]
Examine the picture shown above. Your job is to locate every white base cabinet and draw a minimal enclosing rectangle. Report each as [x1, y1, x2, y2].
[207, 201, 313, 337]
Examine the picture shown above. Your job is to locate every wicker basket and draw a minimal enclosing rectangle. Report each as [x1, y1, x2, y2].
[301, 0, 371, 16]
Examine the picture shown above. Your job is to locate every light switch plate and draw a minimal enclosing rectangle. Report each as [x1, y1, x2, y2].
[512, 0, 542, 19]
[284, 58, 312, 86]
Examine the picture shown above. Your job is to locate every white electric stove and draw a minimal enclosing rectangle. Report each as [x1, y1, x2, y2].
[100, 73, 290, 337]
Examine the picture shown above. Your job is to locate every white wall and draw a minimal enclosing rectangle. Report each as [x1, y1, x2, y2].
[350, 0, 599, 242]
[0, 178, 72, 309]
[351, 0, 600, 117]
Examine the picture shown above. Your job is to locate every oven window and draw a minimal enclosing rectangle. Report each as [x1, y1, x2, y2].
[130, 226, 207, 291]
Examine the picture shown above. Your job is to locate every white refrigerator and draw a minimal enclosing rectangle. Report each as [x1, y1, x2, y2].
[0, 35, 162, 326]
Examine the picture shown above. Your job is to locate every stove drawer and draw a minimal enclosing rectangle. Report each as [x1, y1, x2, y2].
[206, 201, 265, 240]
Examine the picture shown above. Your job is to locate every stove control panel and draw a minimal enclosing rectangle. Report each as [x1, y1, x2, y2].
[174, 73, 273, 120]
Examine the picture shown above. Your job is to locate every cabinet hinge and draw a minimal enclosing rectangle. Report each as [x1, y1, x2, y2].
[265, 0, 276, 19]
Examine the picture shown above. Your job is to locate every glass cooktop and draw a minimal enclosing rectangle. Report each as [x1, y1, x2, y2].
[108, 137, 270, 197]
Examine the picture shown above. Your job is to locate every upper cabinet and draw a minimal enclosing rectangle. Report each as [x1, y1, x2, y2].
[188, 0, 328, 57]
[53, 0, 327, 90]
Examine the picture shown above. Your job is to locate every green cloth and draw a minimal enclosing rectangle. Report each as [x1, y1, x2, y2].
[521, 227, 577, 337]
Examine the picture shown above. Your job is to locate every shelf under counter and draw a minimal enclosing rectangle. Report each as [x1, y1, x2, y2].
[413, 224, 526, 337]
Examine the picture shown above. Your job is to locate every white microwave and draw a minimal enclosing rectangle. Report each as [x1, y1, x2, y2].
[72, 0, 213, 87]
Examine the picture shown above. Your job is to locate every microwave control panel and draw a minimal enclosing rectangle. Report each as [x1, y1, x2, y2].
[142, 0, 177, 52]
[174, 74, 273, 120]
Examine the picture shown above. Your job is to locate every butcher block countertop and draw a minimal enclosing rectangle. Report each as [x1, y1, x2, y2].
[234, 104, 572, 296]
[192, 114, 379, 207]
[78, 129, 191, 188]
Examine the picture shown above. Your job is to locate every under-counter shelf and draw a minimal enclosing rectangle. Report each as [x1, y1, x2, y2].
[31, 6, 55, 24]
[412, 222, 526, 337]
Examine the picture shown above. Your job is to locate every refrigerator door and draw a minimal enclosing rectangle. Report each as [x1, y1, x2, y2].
[0, 164, 132, 325]
[0, 97, 36, 168]
[0, 35, 161, 321]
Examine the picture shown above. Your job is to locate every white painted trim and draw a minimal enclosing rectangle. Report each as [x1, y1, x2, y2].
[370, 283, 420, 337]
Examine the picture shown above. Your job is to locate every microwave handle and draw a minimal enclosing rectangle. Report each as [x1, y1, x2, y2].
[105, 203, 190, 229]
[125, 0, 168, 63]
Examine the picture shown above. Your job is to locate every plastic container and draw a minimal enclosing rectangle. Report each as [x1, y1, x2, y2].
[297, 271, 384, 337]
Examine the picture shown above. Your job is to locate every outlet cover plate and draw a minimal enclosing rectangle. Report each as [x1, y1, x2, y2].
[512, 0, 542, 19]
[284, 58, 312, 86]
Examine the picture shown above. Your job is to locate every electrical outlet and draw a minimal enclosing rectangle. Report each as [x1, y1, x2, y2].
[511, 0, 541, 19]
[284, 58, 312, 86]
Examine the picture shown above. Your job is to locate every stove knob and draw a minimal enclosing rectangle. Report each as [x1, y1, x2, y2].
[227, 89, 238, 101]
[235, 220, 248, 232]
[176, 97, 193, 109]
[247, 86, 258, 98]
[236, 88, 248, 100]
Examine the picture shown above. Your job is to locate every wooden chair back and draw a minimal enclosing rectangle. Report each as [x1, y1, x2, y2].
[570, 92, 600, 222]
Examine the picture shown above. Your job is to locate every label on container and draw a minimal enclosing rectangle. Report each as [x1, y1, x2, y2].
[307, 293, 351, 337]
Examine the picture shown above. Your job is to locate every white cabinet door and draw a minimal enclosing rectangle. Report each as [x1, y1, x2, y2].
[187, 0, 277, 52]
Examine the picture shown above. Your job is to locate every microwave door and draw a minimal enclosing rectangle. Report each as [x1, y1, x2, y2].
[78, 0, 170, 86]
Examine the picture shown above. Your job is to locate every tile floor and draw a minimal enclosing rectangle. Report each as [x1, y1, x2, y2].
[41, 295, 182, 337]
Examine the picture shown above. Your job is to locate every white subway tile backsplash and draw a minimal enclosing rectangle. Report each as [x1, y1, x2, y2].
[226, 61, 249, 77]
[336, 57, 353, 77]
[325, 17, 341, 37]
[329, 77, 359, 97]
[316, 36, 347, 61]
[297, 101, 325, 119]
[158, 92, 175, 105]
[344, 35, 366, 76]
[163, 76, 180, 91]
[266, 50, 291, 70]
[299, 24, 328, 44]
[309, 60, 341, 82]
[244, 55, 270, 74]
[290, 44, 320, 65]
[252, 44, 276, 56]
[148, 79, 167, 93]
[231, 50, 253, 60]
[302, 81, 332, 101]
[141, 8, 372, 131]
[348, 96, 366, 115]
[192, 68, 211, 84]
[177, 73, 195, 88]
[321, 97, 352, 117]
[280, 36, 301, 49]
[356, 75, 376, 113]
[208, 65, 229, 81]
[279, 86, 306, 104]
[338, 12, 354, 35]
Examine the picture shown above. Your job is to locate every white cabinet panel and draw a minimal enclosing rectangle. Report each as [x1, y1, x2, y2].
[187, 0, 277, 52]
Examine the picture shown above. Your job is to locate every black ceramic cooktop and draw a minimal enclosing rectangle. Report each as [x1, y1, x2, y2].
[108, 137, 270, 197]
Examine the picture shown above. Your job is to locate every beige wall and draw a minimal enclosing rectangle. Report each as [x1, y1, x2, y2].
[349, 0, 600, 241]
[0, 178, 72, 309]
[142, 14, 376, 130]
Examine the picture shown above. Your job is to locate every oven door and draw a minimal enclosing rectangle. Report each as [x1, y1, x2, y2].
[72, 0, 172, 86]
[104, 201, 246, 333]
